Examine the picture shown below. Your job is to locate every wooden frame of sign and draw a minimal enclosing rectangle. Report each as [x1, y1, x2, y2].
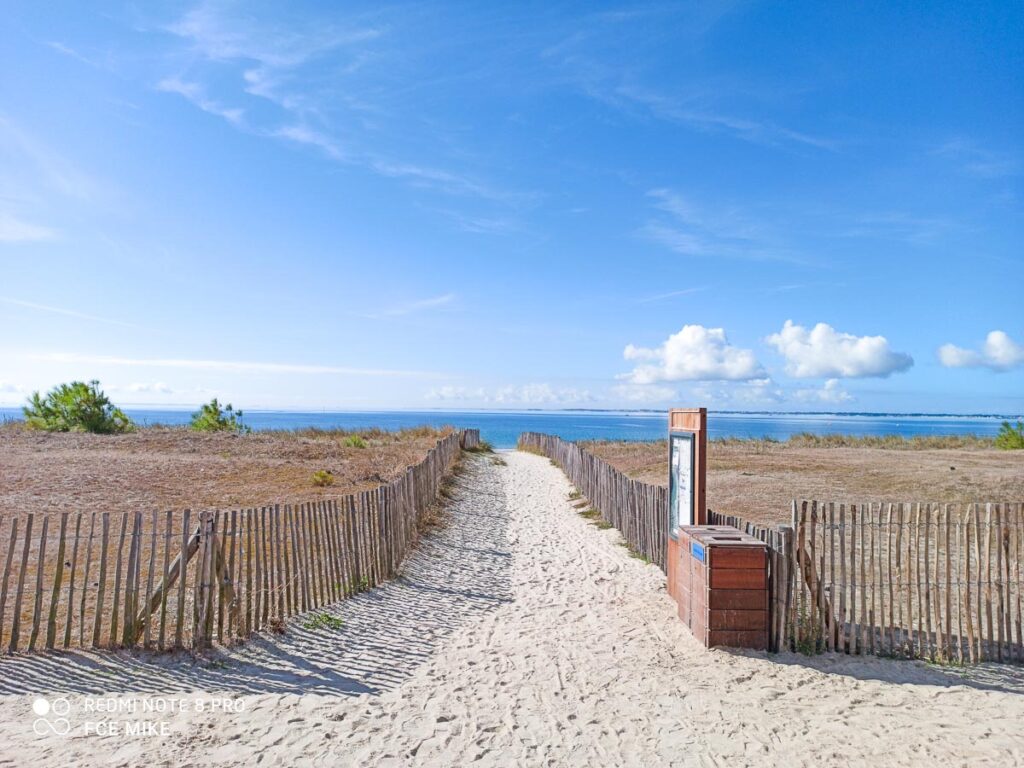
[668, 408, 707, 528]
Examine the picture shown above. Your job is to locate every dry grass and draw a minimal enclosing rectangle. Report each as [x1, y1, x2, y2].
[0, 422, 452, 516]
[583, 437, 1024, 527]
[0, 423, 456, 652]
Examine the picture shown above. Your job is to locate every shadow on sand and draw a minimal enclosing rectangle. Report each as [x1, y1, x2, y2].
[0, 456, 512, 698]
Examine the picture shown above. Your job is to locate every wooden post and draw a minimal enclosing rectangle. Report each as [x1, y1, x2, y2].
[0, 518, 19, 652]
[63, 513, 82, 649]
[45, 512, 69, 649]
[27, 515, 49, 651]
[79, 513, 95, 648]
[109, 512, 128, 647]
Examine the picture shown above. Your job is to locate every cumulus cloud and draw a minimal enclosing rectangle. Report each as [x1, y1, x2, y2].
[793, 379, 854, 404]
[621, 325, 765, 384]
[938, 331, 1024, 371]
[765, 320, 913, 378]
[0, 380, 25, 394]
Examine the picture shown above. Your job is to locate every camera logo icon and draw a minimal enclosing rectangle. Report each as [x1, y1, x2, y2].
[32, 697, 71, 737]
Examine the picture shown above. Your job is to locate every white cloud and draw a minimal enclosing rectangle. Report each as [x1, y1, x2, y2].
[0, 380, 25, 394]
[125, 382, 173, 394]
[636, 287, 707, 304]
[765, 320, 913, 378]
[639, 189, 799, 263]
[610, 384, 677, 403]
[156, 77, 244, 125]
[691, 378, 784, 406]
[369, 293, 456, 319]
[793, 379, 854, 404]
[0, 212, 56, 242]
[274, 125, 345, 160]
[426, 385, 488, 401]
[938, 331, 1024, 372]
[426, 383, 592, 405]
[1, 297, 141, 328]
[30, 352, 440, 378]
[621, 325, 765, 384]
[493, 383, 592, 405]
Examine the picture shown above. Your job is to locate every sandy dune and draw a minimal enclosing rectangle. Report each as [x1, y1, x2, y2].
[1, 451, 1022, 766]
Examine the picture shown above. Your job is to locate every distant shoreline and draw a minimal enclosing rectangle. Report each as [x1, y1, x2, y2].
[1, 406, 1021, 420]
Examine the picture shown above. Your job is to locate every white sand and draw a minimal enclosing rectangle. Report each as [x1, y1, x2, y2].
[1, 450, 1022, 767]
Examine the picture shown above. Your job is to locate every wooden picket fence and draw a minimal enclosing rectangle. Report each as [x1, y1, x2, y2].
[518, 432, 668, 568]
[520, 432, 1023, 663]
[0, 431, 464, 654]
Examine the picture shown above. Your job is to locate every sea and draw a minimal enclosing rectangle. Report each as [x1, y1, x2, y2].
[1, 407, 1017, 449]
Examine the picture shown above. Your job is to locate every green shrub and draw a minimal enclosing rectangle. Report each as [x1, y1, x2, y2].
[343, 434, 367, 449]
[190, 399, 248, 433]
[995, 420, 1024, 450]
[311, 469, 335, 487]
[23, 380, 133, 434]
[303, 612, 344, 631]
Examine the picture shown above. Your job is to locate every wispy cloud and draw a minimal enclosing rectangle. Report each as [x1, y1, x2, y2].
[640, 189, 803, 263]
[273, 124, 345, 160]
[611, 84, 837, 151]
[636, 287, 708, 304]
[0, 297, 141, 328]
[46, 41, 105, 69]
[156, 4, 526, 220]
[542, 8, 835, 152]
[427, 382, 593, 405]
[0, 213, 56, 242]
[0, 116, 100, 200]
[368, 293, 456, 319]
[934, 139, 1018, 179]
[31, 352, 442, 378]
[156, 77, 244, 125]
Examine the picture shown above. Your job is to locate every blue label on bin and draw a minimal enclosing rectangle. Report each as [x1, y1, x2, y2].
[691, 542, 705, 563]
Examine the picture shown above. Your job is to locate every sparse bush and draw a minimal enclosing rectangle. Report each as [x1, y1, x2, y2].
[190, 399, 248, 433]
[995, 421, 1024, 450]
[344, 434, 367, 449]
[311, 469, 335, 487]
[303, 612, 344, 631]
[23, 380, 133, 434]
[568, 489, 581, 500]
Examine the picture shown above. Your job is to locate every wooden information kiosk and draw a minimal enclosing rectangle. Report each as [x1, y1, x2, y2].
[666, 407, 769, 650]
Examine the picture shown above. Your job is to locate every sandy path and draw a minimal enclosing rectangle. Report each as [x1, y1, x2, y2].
[1, 451, 1023, 766]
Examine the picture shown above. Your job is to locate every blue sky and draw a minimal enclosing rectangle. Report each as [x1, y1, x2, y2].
[1, 1, 1021, 413]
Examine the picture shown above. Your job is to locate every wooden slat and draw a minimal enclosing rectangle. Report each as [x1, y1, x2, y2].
[158, 511, 172, 650]
[64, 513, 82, 648]
[963, 507, 975, 663]
[984, 503, 994, 661]
[45, 512, 69, 649]
[109, 512, 128, 647]
[0, 518, 21, 652]
[27, 515, 50, 651]
[244, 508, 253, 636]
[175, 510, 190, 648]
[80, 513, 96, 647]
[121, 511, 141, 647]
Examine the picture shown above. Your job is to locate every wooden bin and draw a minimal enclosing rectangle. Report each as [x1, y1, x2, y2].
[673, 525, 768, 649]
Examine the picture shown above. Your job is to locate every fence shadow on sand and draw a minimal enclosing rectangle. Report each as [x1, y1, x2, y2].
[0, 456, 513, 698]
